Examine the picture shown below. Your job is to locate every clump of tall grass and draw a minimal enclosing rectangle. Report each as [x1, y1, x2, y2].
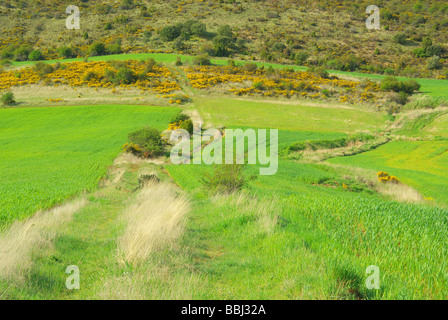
[201, 164, 255, 194]
[118, 182, 190, 266]
[0, 199, 87, 281]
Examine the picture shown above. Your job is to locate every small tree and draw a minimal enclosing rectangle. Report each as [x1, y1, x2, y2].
[114, 67, 137, 84]
[201, 164, 249, 194]
[28, 50, 44, 61]
[193, 54, 211, 66]
[213, 25, 236, 57]
[126, 127, 165, 158]
[159, 25, 181, 41]
[59, 46, 76, 58]
[13, 45, 33, 61]
[88, 42, 107, 56]
[1, 91, 15, 106]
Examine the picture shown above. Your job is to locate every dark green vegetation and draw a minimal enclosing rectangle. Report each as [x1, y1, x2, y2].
[124, 126, 165, 158]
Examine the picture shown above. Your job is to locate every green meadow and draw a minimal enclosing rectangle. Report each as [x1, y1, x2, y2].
[0, 104, 179, 229]
[1, 53, 448, 300]
[166, 154, 448, 299]
[328, 141, 448, 205]
[195, 97, 386, 133]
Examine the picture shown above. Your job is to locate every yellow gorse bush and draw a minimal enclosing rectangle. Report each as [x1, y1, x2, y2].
[0, 60, 181, 94]
[182, 65, 379, 103]
[377, 171, 400, 184]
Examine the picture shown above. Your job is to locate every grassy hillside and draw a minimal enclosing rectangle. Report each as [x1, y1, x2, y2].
[195, 97, 387, 133]
[0, 104, 179, 229]
[1, 0, 448, 79]
[165, 150, 448, 299]
[1, 44, 448, 301]
[328, 141, 448, 205]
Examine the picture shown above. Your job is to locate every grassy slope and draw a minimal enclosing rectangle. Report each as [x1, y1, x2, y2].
[195, 97, 386, 133]
[328, 141, 448, 204]
[164, 93, 448, 299]
[423, 113, 448, 137]
[2, 52, 448, 299]
[166, 155, 448, 299]
[0, 104, 179, 229]
[2, 0, 448, 80]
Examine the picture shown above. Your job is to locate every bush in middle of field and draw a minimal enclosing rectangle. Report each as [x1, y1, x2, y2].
[201, 164, 247, 194]
[1, 91, 15, 106]
[123, 127, 165, 158]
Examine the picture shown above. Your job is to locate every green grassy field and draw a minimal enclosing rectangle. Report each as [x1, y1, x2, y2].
[195, 97, 387, 134]
[166, 155, 448, 299]
[0, 104, 179, 230]
[2, 52, 448, 300]
[328, 141, 448, 205]
[423, 113, 448, 137]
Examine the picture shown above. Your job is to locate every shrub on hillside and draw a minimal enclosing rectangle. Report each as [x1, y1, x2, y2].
[213, 25, 236, 57]
[307, 66, 329, 79]
[326, 55, 361, 72]
[181, 119, 194, 133]
[13, 45, 33, 61]
[120, 0, 135, 10]
[393, 33, 407, 45]
[380, 76, 421, 94]
[172, 94, 191, 104]
[160, 25, 181, 41]
[201, 163, 252, 194]
[28, 50, 44, 61]
[83, 71, 98, 82]
[0, 59, 11, 68]
[114, 67, 137, 84]
[243, 62, 258, 72]
[33, 62, 54, 76]
[287, 134, 375, 153]
[385, 92, 409, 105]
[0, 45, 16, 60]
[103, 68, 116, 82]
[124, 127, 165, 158]
[170, 113, 191, 124]
[377, 171, 399, 184]
[193, 54, 211, 66]
[58, 46, 76, 58]
[1, 91, 15, 106]
[88, 42, 107, 56]
[295, 51, 309, 65]
[107, 43, 122, 55]
[427, 56, 442, 70]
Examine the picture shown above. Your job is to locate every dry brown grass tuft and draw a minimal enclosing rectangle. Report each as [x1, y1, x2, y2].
[118, 182, 190, 266]
[376, 182, 424, 204]
[0, 199, 87, 281]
